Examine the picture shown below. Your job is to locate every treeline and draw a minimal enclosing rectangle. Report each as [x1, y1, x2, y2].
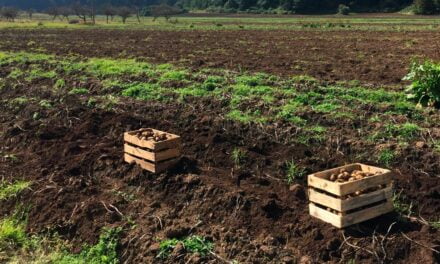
[0, 0, 439, 14]
[178, 0, 440, 14]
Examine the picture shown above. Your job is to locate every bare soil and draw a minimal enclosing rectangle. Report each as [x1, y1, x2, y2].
[0, 29, 440, 85]
[1, 78, 440, 263]
[0, 27, 440, 263]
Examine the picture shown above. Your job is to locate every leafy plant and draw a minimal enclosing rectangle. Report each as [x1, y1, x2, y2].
[0, 181, 31, 200]
[377, 149, 395, 167]
[157, 235, 213, 259]
[39, 99, 52, 109]
[231, 148, 247, 167]
[53, 227, 121, 264]
[430, 220, 440, 229]
[121, 83, 166, 101]
[0, 217, 26, 248]
[403, 60, 440, 107]
[69, 88, 89, 95]
[285, 161, 306, 184]
[392, 191, 413, 216]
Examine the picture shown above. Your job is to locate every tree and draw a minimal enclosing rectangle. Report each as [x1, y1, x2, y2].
[338, 4, 350, 15]
[150, 4, 182, 21]
[414, 0, 436, 14]
[0, 7, 19, 22]
[88, 0, 96, 24]
[26, 8, 35, 20]
[46, 7, 60, 21]
[130, 0, 143, 23]
[117, 6, 132, 24]
[102, 4, 116, 23]
[72, 3, 91, 23]
[224, 0, 239, 9]
[59, 7, 73, 21]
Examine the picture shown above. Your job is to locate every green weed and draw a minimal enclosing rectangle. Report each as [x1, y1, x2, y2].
[52, 227, 121, 264]
[392, 191, 413, 216]
[0, 181, 31, 200]
[377, 149, 396, 167]
[157, 235, 213, 259]
[226, 109, 267, 124]
[403, 60, 440, 107]
[285, 161, 306, 184]
[291, 75, 317, 84]
[39, 99, 52, 109]
[231, 148, 247, 167]
[121, 83, 167, 101]
[313, 102, 340, 113]
[236, 73, 268, 87]
[54, 79, 66, 89]
[68, 88, 89, 95]
[277, 100, 306, 125]
[86, 58, 152, 78]
[176, 85, 210, 98]
[8, 68, 24, 79]
[159, 70, 188, 82]
[0, 217, 26, 248]
[25, 67, 56, 81]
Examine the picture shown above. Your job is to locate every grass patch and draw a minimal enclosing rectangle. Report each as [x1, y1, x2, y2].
[236, 73, 269, 87]
[86, 58, 152, 78]
[121, 83, 167, 101]
[277, 100, 306, 125]
[0, 181, 31, 200]
[0, 217, 26, 249]
[157, 235, 213, 259]
[159, 70, 188, 82]
[52, 227, 121, 264]
[377, 149, 396, 167]
[291, 75, 317, 84]
[313, 102, 341, 113]
[226, 109, 267, 124]
[69, 88, 89, 95]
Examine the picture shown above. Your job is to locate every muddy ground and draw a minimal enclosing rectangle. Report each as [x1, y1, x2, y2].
[1, 74, 440, 263]
[0, 29, 440, 85]
[0, 25, 440, 263]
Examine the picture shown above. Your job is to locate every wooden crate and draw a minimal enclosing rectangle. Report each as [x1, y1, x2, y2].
[308, 163, 394, 228]
[123, 128, 181, 173]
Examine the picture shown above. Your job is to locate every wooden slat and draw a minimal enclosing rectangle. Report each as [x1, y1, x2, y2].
[124, 144, 180, 162]
[340, 186, 393, 211]
[309, 186, 393, 212]
[309, 201, 394, 228]
[124, 144, 155, 161]
[309, 189, 343, 211]
[308, 174, 341, 196]
[124, 129, 181, 151]
[124, 153, 178, 173]
[309, 203, 344, 228]
[340, 200, 394, 227]
[155, 148, 181, 161]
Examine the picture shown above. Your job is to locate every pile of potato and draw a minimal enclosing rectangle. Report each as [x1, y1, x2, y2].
[134, 129, 168, 142]
[328, 168, 381, 183]
[321, 168, 388, 215]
